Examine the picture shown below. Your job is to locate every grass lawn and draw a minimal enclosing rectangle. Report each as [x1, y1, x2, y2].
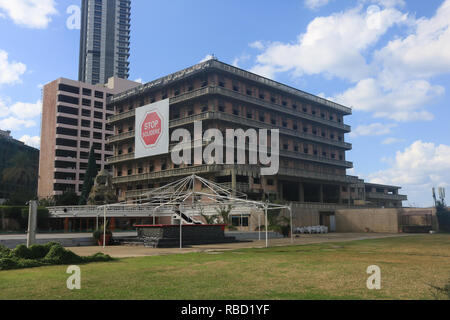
[0, 234, 449, 300]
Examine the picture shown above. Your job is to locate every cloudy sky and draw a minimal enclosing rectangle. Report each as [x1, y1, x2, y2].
[0, 0, 449, 207]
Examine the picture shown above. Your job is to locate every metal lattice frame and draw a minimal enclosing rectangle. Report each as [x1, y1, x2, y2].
[98, 174, 293, 248]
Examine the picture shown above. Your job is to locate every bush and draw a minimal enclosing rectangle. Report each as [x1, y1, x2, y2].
[11, 244, 33, 259]
[93, 229, 112, 241]
[0, 245, 10, 258]
[83, 252, 111, 263]
[0, 242, 113, 271]
[0, 258, 19, 270]
[43, 244, 84, 265]
[28, 244, 50, 260]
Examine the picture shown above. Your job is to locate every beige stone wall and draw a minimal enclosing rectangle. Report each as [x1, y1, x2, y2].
[335, 208, 400, 233]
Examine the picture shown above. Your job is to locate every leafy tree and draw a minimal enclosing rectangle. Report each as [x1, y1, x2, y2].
[436, 201, 450, 232]
[2, 152, 38, 187]
[215, 205, 233, 225]
[78, 147, 98, 205]
[1, 152, 38, 204]
[55, 192, 80, 206]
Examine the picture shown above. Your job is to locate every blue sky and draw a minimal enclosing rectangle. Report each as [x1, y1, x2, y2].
[0, 0, 449, 207]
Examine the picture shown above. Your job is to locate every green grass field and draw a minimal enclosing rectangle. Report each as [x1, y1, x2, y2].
[0, 234, 449, 300]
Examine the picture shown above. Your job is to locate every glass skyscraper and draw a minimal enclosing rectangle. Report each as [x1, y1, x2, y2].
[78, 0, 131, 85]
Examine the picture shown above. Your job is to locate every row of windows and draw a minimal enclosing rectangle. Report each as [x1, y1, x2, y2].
[115, 157, 344, 179]
[57, 117, 112, 131]
[55, 148, 110, 161]
[113, 74, 345, 125]
[58, 84, 104, 99]
[169, 103, 345, 141]
[57, 94, 105, 109]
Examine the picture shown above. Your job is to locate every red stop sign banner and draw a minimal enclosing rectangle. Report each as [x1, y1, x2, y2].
[135, 99, 170, 159]
[141, 111, 162, 147]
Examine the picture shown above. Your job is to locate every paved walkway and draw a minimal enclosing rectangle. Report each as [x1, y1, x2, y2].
[69, 233, 412, 258]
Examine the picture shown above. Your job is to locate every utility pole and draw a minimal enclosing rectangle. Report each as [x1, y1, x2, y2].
[27, 201, 38, 248]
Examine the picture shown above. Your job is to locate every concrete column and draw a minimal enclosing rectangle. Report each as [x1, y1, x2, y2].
[299, 182, 305, 203]
[319, 184, 324, 203]
[278, 180, 283, 201]
[27, 201, 38, 248]
[338, 185, 343, 204]
[231, 168, 237, 196]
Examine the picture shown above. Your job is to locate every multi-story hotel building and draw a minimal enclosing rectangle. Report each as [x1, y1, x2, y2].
[38, 77, 140, 199]
[106, 59, 407, 212]
[78, 0, 131, 85]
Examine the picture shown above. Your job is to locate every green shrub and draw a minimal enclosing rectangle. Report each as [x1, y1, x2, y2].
[0, 257, 19, 270]
[0, 245, 10, 258]
[83, 252, 111, 263]
[0, 242, 113, 271]
[43, 244, 84, 265]
[28, 244, 50, 260]
[11, 244, 33, 259]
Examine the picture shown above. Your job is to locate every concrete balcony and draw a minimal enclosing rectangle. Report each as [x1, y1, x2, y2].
[366, 192, 408, 201]
[107, 142, 353, 168]
[112, 164, 354, 185]
[107, 153, 134, 164]
[108, 86, 351, 132]
[107, 111, 352, 150]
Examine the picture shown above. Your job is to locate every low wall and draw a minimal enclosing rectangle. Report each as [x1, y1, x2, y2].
[335, 208, 400, 233]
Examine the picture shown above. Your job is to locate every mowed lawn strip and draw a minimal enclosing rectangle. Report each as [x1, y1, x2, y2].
[0, 234, 449, 300]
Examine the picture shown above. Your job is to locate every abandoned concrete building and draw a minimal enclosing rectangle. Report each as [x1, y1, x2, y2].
[104, 58, 407, 230]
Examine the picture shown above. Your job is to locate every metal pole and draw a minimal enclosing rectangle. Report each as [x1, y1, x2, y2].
[265, 206, 268, 248]
[179, 217, 182, 250]
[27, 200, 37, 248]
[258, 213, 261, 241]
[103, 206, 106, 249]
[289, 204, 293, 244]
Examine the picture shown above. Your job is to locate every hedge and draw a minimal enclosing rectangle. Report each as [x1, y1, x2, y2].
[0, 242, 113, 271]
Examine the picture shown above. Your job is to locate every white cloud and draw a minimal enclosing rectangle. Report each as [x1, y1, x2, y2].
[232, 53, 251, 68]
[200, 54, 214, 63]
[331, 0, 450, 122]
[19, 135, 40, 149]
[0, 117, 36, 131]
[305, 0, 333, 10]
[249, 41, 264, 50]
[9, 100, 42, 119]
[0, 0, 57, 29]
[368, 141, 450, 206]
[382, 137, 405, 145]
[0, 99, 42, 120]
[134, 78, 143, 84]
[368, 0, 405, 8]
[250, 6, 408, 82]
[349, 122, 397, 138]
[0, 50, 26, 85]
[333, 78, 444, 122]
[375, 0, 450, 80]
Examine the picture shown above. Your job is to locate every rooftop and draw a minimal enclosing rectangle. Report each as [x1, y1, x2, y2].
[108, 59, 352, 115]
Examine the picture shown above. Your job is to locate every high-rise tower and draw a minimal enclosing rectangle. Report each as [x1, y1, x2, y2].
[78, 0, 131, 85]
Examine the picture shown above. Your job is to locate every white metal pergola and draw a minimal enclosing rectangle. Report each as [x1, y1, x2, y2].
[98, 174, 292, 249]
